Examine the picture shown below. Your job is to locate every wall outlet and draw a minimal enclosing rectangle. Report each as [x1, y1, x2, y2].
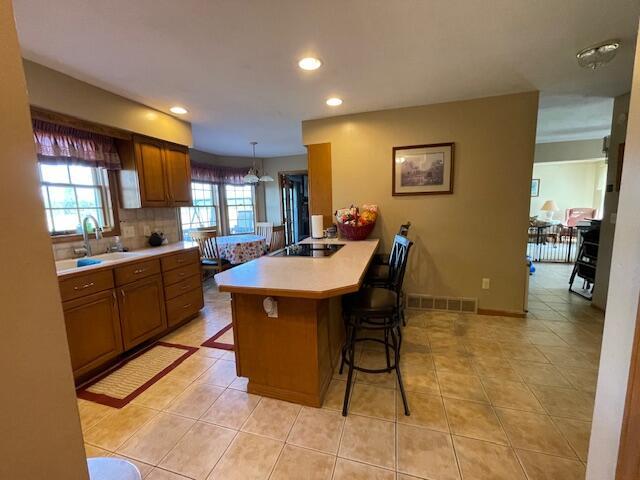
[482, 278, 491, 290]
[123, 225, 135, 238]
[143, 224, 151, 236]
[611, 212, 617, 224]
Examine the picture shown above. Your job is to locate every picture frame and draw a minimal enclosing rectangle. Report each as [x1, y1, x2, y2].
[531, 178, 540, 197]
[392, 143, 454, 196]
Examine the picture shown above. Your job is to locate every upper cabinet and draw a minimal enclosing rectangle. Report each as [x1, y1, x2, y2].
[117, 135, 192, 208]
[164, 143, 192, 206]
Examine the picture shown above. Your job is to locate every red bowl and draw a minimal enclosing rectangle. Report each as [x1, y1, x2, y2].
[336, 221, 375, 240]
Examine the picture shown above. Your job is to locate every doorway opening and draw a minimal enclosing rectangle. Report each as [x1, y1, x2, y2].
[526, 96, 619, 304]
[279, 171, 309, 245]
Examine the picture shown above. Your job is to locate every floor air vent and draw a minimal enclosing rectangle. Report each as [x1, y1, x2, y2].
[406, 294, 478, 313]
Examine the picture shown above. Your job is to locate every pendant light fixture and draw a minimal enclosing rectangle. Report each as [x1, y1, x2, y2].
[243, 141, 273, 184]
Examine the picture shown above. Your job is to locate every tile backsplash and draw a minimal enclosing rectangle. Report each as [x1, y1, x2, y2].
[52, 207, 181, 260]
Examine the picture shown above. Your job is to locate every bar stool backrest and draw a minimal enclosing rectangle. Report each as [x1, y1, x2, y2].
[388, 234, 413, 295]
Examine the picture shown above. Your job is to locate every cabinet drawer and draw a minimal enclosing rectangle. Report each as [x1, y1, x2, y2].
[163, 262, 201, 286]
[59, 269, 114, 302]
[115, 259, 161, 286]
[166, 287, 204, 327]
[161, 249, 199, 272]
[164, 274, 202, 300]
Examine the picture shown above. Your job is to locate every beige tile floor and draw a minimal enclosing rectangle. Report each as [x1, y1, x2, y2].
[80, 264, 602, 479]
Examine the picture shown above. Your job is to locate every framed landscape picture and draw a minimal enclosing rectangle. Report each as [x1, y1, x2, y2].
[392, 143, 454, 196]
[531, 178, 540, 197]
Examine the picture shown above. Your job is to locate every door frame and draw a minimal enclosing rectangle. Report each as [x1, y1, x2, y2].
[616, 293, 640, 479]
[278, 170, 308, 245]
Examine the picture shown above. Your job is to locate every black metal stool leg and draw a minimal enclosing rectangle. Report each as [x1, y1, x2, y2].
[339, 323, 350, 375]
[342, 323, 357, 416]
[384, 327, 391, 370]
[391, 324, 410, 416]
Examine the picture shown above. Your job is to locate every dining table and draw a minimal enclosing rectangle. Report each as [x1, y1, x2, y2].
[215, 233, 267, 264]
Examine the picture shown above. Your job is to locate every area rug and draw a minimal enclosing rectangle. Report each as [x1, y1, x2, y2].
[77, 342, 197, 408]
[201, 324, 235, 351]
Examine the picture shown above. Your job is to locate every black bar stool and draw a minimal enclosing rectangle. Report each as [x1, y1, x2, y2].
[340, 234, 413, 417]
[365, 222, 411, 325]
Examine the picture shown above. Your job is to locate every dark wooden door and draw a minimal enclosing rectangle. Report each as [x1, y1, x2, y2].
[62, 289, 122, 378]
[135, 136, 168, 206]
[118, 274, 167, 350]
[164, 144, 192, 206]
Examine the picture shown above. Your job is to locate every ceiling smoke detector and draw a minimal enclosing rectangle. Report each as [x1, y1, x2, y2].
[576, 40, 621, 70]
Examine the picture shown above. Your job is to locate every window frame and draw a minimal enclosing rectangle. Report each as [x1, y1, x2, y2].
[179, 181, 221, 239]
[40, 166, 121, 244]
[223, 184, 256, 235]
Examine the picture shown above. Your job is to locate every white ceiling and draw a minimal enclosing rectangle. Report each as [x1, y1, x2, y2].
[13, 0, 638, 157]
[536, 95, 614, 143]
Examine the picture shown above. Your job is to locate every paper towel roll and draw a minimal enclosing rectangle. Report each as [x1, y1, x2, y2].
[311, 215, 324, 239]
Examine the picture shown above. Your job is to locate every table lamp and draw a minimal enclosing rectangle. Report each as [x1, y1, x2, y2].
[540, 200, 559, 221]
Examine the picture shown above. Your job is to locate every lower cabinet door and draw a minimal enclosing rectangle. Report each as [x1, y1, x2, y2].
[62, 289, 123, 379]
[118, 274, 167, 350]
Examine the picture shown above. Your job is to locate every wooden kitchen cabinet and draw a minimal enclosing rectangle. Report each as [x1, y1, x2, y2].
[58, 247, 203, 382]
[164, 143, 192, 206]
[117, 135, 192, 208]
[62, 289, 123, 378]
[117, 274, 167, 350]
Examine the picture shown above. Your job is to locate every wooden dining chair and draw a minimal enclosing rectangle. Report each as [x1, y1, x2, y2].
[255, 222, 274, 246]
[189, 228, 231, 277]
[269, 225, 286, 252]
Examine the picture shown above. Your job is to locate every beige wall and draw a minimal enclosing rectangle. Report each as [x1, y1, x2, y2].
[0, 1, 87, 478]
[23, 60, 192, 146]
[592, 92, 631, 309]
[530, 160, 607, 220]
[189, 149, 267, 225]
[303, 92, 539, 312]
[587, 34, 640, 480]
[262, 154, 308, 224]
[534, 139, 604, 163]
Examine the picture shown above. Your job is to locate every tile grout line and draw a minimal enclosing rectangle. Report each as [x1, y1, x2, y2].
[266, 404, 305, 479]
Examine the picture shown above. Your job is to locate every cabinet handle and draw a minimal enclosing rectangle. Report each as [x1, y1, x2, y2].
[74, 282, 95, 291]
[182, 303, 192, 309]
[180, 284, 190, 290]
[120, 289, 126, 300]
[133, 268, 146, 274]
[178, 272, 186, 277]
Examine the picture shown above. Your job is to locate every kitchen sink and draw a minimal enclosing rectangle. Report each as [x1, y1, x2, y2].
[55, 251, 143, 273]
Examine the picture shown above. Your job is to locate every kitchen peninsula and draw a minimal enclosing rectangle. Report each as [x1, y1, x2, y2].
[215, 238, 379, 406]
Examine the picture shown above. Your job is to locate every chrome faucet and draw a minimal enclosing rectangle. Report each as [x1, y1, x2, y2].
[75, 214, 103, 257]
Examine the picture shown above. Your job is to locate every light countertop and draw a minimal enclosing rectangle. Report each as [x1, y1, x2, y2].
[56, 241, 199, 279]
[214, 238, 379, 299]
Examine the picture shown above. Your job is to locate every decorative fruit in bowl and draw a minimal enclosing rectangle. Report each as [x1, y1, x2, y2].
[335, 204, 378, 240]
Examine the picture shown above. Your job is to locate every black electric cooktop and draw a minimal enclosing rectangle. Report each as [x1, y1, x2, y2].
[272, 243, 345, 257]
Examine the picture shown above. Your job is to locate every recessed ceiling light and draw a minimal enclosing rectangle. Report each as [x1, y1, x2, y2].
[169, 106, 188, 115]
[298, 57, 322, 71]
[326, 97, 343, 106]
[576, 40, 621, 70]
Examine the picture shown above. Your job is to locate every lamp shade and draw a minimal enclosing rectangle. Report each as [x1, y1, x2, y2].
[540, 200, 559, 212]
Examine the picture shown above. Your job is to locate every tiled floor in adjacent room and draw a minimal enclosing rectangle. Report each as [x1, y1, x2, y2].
[80, 263, 602, 479]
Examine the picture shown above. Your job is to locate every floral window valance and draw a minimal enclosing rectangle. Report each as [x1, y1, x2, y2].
[191, 162, 247, 185]
[33, 119, 121, 170]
